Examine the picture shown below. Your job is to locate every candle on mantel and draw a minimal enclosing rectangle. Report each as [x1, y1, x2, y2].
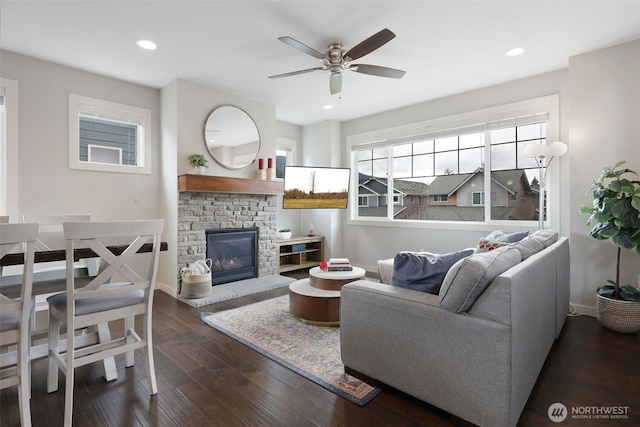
[266, 157, 274, 180]
[258, 158, 264, 169]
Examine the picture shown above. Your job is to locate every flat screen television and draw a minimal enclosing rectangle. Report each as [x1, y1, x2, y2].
[283, 166, 351, 209]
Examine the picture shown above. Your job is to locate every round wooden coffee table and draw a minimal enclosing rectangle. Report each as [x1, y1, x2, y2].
[289, 266, 365, 326]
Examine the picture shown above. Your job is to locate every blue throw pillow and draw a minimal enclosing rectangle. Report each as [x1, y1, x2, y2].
[391, 249, 475, 294]
[485, 230, 529, 243]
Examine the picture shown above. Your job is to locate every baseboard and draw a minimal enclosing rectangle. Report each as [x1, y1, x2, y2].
[156, 281, 178, 298]
[570, 303, 596, 317]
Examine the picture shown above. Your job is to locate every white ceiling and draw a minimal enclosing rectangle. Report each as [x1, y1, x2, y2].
[2, 1, 639, 126]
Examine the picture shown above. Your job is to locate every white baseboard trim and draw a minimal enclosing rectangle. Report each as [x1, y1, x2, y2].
[570, 303, 597, 318]
[156, 281, 178, 298]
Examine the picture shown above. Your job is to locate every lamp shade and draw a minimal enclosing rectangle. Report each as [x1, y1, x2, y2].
[548, 141, 568, 157]
[523, 142, 541, 158]
[537, 144, 550, 159]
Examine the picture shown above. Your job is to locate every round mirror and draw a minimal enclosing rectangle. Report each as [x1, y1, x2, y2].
[204, 105, 260, 169]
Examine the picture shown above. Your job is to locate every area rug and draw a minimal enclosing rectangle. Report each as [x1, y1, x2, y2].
[178, 274, 295, 307]
[201, 295, 384, 405]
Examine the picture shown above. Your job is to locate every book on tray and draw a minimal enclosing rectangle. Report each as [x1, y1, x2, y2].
[327, 258, 353, 271]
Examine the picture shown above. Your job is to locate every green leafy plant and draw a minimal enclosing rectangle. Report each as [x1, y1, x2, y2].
[579, 160, 640, 301]
[188, 154, 208, 168]
[278, 228, 291, 233]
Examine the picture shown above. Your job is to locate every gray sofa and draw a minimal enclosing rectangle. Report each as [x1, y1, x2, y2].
[340, 233, 569, 427]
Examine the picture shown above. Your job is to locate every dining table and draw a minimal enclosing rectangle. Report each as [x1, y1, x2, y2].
[0, 240, 168, 298]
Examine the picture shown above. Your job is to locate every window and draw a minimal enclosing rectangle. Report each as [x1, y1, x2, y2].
[0, 78, 18, 218]
[276, 137, 296, 179]
[349, 95, 560, 225]
[472, 192, 485, 205]
[433, 195, 448, 202]
[358, 196, 369, 207]
[69, 94, 151, 174]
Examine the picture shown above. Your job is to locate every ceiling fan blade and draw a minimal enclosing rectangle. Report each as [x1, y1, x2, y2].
[268, 67, 324, 79]
[344, 28, 396, 61]
[329, 72, 342, 95]
[350, 64, 406, 79]
[278, 36, 325, 59]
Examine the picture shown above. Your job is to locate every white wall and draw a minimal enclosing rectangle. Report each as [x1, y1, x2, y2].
[568, 40, 640, 313]
[0, 51, 162, 219]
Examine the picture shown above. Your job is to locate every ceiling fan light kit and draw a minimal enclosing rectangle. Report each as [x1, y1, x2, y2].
[269, 28, 406, 96]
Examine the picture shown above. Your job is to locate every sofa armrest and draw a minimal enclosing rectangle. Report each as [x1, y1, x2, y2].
[376, 258, 394, 284]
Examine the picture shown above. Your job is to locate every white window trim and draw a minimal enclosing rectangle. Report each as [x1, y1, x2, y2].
[0, 78, 19, 219]
[346, 94, 560, 231]
[69, 93, 151, 174]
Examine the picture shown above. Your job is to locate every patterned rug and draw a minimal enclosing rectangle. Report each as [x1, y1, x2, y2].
[201, 295, 383, 405]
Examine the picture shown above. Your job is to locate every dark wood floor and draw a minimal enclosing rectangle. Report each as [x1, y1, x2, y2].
[1, 281, 638, 427]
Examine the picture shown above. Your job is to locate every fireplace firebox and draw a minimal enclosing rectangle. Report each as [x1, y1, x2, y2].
[205, 227, 259, 285]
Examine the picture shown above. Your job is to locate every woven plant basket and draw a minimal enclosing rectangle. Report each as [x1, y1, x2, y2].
[596, 294, 640, 333]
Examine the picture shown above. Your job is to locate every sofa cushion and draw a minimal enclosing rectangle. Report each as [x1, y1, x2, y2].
[439, 247, 522, 313]
[485, 230, 529, 243]
[530, 229, 559, 248]
[391, 249, 475, 294]
[510, 236, 545, 260]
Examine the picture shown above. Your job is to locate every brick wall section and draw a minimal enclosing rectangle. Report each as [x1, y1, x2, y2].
[177, 192, 279, 280]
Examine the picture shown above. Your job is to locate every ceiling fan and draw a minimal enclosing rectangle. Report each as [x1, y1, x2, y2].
[268, 28, 406, 95]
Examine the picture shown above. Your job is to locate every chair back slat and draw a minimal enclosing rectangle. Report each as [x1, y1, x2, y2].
[0, 223, 38, 308]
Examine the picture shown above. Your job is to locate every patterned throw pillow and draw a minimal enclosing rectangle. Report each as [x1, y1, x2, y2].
[476, 238, 509, 253]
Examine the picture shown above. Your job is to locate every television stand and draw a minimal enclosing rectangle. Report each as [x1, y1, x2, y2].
[276, 236, 324, 273]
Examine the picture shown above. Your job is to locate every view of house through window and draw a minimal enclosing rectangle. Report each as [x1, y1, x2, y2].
[79, 116, 138, 166]
[351, 98, 557, 224]
[68, 93, 151, 174]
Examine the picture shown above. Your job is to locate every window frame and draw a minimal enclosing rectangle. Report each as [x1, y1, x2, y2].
[346, 95, 561, 230]
[68, 93, 151, 174]
[0, 78, 19, 219]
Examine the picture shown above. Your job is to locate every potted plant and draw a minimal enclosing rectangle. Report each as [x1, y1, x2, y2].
[188, 154, 208, 174]
[579, 160, 640, 333]
[277, 228, 292, 239]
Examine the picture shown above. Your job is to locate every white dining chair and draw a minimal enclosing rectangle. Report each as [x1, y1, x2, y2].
[47, 219, 164, 426]
[0, 222, 38, 427]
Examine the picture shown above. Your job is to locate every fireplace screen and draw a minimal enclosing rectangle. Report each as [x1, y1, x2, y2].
[205, 227, 258, 285]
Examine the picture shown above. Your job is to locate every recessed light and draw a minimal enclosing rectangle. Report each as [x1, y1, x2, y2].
[136, 40, 157, 50]
[323, 105, 333, 110]
[506, 47, 524, 57]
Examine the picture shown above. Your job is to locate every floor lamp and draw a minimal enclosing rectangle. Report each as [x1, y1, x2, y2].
[523, 141, 567, 229]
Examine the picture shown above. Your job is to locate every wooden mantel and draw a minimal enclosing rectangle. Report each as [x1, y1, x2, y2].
[178, 174, 284, 195]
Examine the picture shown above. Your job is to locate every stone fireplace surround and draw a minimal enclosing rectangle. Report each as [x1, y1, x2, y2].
[177, 185, 281, 282]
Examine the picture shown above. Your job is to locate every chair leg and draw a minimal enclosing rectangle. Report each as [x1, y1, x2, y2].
[143, 312, 157, 395]
[125, 316, 134, 367]
[63, 320, 75, 427]
[47, 312, 60, 393]
[95, 323, 117, 381]
[18, 323, 32, 427]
